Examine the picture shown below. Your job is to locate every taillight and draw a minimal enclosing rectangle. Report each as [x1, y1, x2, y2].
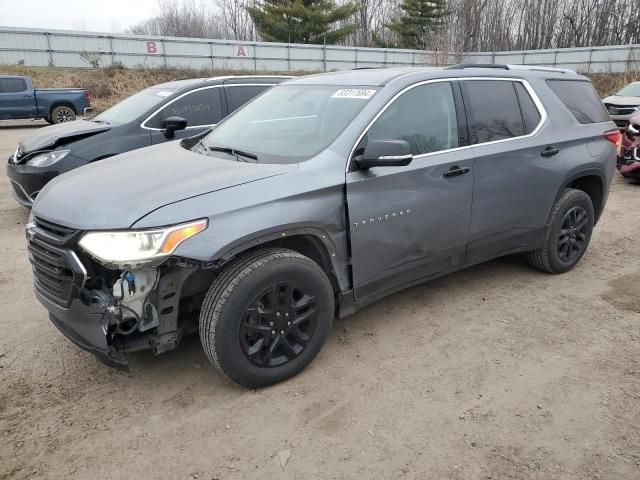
[604, 129, 621, 146]
[84, 90, 91, 105]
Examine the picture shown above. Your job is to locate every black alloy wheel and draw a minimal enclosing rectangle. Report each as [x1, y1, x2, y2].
[556, 206, 589, 262]
[240, 281, 317, 367]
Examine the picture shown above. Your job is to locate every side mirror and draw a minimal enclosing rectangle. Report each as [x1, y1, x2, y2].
[163, 116, 187, 139]
[355, 139, 413, 169]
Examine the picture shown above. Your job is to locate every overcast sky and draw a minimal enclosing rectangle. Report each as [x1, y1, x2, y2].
[1, 0, 160, 32]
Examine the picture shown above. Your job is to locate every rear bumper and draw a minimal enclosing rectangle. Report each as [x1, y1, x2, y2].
[83, 107, 93, 116]
[36, 289, 129, 369]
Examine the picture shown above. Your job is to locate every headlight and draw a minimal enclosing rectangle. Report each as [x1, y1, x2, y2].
[78, 219, 208, 266]
[26, 150, 70, 167]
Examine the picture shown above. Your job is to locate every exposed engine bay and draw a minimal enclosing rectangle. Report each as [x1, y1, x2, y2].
[83, 263, 216, 360]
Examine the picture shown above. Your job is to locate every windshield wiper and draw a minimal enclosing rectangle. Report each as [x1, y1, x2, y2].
[208, 146, 258, 161]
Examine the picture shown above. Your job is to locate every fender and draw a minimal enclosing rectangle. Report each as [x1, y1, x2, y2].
[209, 224, 350, 292]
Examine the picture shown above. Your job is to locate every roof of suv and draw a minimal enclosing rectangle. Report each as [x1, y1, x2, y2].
[289, 65, 583, 87]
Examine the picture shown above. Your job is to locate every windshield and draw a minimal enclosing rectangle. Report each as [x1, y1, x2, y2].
[199, 84, 378, 163]
[616, 83, 640, 97]
[93, 87, 175, 125]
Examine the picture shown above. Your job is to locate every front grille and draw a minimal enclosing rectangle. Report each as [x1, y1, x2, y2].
[34, 217, 77, 240]
[28, 218, 85, 308]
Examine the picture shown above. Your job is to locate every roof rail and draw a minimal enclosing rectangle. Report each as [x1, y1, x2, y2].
[444, 63, 509, 70]
[445, 63, 576, 74]
[506, 64, 576, 74]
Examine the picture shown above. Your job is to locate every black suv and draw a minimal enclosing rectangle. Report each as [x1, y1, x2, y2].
[7, 75, 290, 206]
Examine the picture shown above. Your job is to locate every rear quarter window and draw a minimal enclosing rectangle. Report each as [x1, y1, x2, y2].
[546, 80, 610, 124]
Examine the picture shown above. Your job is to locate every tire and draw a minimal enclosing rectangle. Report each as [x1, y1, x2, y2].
[50, 106, 76, 124]
[528, 188, 594, 274]
[43, 117, 54, 124]
[199, 248, 334, 388]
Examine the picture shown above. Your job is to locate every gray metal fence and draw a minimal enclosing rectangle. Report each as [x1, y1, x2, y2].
[1, 26, 639, 73]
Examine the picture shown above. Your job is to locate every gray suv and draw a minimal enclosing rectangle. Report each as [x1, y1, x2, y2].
[27, 65, 618, 387]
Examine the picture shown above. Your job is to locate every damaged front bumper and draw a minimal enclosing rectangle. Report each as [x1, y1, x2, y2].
[28, 216, 203, 370]
[41, 290, 129, 369]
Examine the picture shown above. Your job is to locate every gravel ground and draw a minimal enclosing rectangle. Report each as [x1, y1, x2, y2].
[0, 122, 639, 480]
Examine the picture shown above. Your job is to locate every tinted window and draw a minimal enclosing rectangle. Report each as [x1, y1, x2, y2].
[225, 85, 269, 113]
[366, 82, 458, 155]
[546, 80, 610, 124]
[462, 80, 524, 143]
[514, 82, 542, 134]
[0, 78, 28, 93]
[148, 88, 222, 128]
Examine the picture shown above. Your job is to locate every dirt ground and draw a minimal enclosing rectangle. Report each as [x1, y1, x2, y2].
[0, 121, 639, 480]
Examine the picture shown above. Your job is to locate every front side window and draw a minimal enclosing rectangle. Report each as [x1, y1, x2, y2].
[1, 78, 28, 93]
[225, 85, 270, 113]
[364, 81, 459, 156]
[462, 80, 525, 143]
[147, 88, 222, 129]
[200, 85, 377, 163]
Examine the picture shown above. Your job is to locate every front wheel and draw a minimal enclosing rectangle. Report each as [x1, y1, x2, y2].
[528, 188, 594, 273]
[199, 248, 334, 388]
[50, 106, 76, 124]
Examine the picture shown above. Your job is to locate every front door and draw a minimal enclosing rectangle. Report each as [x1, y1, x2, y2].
[346, 80, 474, 302]
[148, 87, 224, 144]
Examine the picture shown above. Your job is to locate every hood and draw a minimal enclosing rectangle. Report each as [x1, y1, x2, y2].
[32, 141, 297, 230]
[19, 120, 110, 154]
[602, 95, 640, 106]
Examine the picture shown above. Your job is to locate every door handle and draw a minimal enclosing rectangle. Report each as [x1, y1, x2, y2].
[443, 166, 470, 177]
[541, 146, 560, 157]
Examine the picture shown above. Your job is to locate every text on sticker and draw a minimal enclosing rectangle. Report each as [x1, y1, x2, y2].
[332, 89, 376, 99]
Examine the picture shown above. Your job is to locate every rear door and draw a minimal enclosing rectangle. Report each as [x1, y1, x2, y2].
[148, 86, 224, 144]
[459, 78, 557, 262]
[0, 77, 36, 119]
[346, 80, 474, 301]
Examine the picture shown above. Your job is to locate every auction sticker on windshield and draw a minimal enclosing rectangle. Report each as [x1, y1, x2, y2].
[332, 89, 376, 99]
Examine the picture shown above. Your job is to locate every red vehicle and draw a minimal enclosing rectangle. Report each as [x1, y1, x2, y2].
[618, 114, 640, 180]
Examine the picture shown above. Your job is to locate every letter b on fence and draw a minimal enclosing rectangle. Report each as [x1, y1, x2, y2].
[146, 41, 158, 54]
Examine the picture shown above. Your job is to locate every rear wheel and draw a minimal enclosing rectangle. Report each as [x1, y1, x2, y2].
[199, 248, 334, 388]
[528, 188, 594, 273]
[50, 106, 76, 124]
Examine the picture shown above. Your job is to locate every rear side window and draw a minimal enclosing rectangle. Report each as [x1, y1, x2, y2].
[0, 78, 28, 93]
[546, 80, 609, 124]
[514, 82, 541, 134]
[366, 81, 459, 155]
[147, 87, 222, 128]
[461, 80, 525, 144]
[225, 85, 270, 113]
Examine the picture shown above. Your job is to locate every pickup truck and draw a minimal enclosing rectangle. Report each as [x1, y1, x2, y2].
[0, 75, 91, 124]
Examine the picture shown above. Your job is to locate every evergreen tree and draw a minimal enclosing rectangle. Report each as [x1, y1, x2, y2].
[386, 0, 449, 49]
[247, 0, 359, 44]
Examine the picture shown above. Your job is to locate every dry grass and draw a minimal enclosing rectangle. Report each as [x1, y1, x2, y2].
[588, 71, 640, 97]
[0, 65, 303, 113]
[1, 64, 639, 113]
